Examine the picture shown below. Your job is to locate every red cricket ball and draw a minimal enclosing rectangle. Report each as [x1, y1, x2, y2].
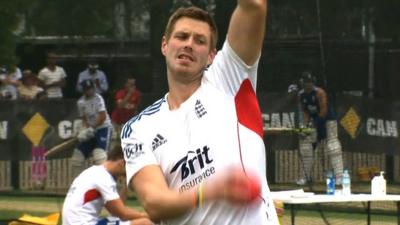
[246, 173, 261, 202]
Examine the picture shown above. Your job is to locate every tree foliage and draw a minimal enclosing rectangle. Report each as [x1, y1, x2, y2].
[0, 0, 32, 66]
[1, 0, 399, 67]
[266, 0, 400, 39]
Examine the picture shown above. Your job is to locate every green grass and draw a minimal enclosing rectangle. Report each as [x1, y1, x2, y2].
[0, 195, 142, 221]
[290, 209, 397, 223]
[1, 194, 398, 224]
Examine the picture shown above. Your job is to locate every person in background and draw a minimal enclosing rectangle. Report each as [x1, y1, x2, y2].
[111, 76, 142, 139]
[298, 71, 344, 185]
[6, 65, 22, 88]
[76, 59, 109, 95]
[38, 52, 67, 99]
[18, 70, 45, 100]
[0, 67, 18, 100]
[62, 145, 153, 225]
[71, 80, 113, 179]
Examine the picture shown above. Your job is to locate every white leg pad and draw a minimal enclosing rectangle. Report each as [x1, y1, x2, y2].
[71, 149, 85, 178]
[299, 137, 314, 180]
[92, 148, 107, 165]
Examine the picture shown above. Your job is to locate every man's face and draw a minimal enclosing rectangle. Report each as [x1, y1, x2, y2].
[304, 81, 314, 93]
[83, 87, 95, 97]
[161, 17, 215, 78]
[88, 64, 98, 74]
[125, 78, 136, 89]
[47, 54, 57, 66]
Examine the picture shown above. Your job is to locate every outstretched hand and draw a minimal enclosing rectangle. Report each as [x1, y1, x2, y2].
[206, 167, 261, 205]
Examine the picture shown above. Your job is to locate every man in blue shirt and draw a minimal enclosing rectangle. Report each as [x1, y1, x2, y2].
[298, 71, 344, 185]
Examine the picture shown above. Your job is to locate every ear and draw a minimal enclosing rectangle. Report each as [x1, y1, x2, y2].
[207, 48, 217, 65]
[161, 36, 168, 56]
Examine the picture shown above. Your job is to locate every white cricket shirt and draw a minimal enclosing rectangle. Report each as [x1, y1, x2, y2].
[121, 41, 279, 225]
[77, 93, 112, 129]
[62, 165, 120, 225]
[38, 66, 67, 98]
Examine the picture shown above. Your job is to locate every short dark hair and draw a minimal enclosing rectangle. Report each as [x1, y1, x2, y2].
[164, 6, 218, 50]
[301, 71, 315, 83]
[80, 79, 95, 90]
[107, 144, 124, 161]
[47, 52, 57, 59]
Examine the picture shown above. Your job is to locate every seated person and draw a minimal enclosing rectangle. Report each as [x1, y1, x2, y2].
[0, 67, 18, 100]
[62, 145, 153, 225]
[18, 70, 45, 100]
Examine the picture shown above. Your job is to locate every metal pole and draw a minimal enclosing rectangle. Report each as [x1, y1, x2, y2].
[291, 204, 295, 225]
[367, 201, 371, 225]
[367, 9, 375, 98]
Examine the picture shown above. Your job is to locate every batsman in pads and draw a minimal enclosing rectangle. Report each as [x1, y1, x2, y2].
[71, 79, 113, 178]
[297, 72, 344, 185]
[121, 1, 279, 224]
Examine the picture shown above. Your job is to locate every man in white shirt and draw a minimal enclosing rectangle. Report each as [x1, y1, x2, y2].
[62, 145, 153, 225]
[0, 67, 18, 100]
[38, 52, 67, 98]
[71, 80, 113, 178]
[121, 1, 279, 225]
[76, 60, 109, 95]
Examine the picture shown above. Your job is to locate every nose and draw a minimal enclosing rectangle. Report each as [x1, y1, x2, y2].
[183, 37, 194, 51]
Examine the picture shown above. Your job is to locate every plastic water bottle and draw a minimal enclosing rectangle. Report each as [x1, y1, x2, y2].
[326, 170, 335, 195]
[342, 169, 351, 195]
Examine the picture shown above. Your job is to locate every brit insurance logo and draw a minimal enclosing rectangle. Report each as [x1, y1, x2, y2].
[195, 100, 207, 118]
[170, 145, 216, 193]
[124, 143, 144, 160]
[152, 134, 167, 151]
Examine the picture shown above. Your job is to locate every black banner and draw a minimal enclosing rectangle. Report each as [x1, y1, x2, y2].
[336, 95, 400, 155]
[258, 93, 400, 155]
[0, 99, 80, 160]
[0, 94, 399, 160]
[259, 93, 300, 150]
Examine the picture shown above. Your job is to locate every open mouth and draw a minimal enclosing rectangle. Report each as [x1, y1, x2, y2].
[178, 54, 194, 62]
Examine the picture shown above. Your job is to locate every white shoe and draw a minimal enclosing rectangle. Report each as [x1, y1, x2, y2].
[296, 178, 307, 185]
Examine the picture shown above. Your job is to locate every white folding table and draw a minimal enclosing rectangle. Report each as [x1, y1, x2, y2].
[271, 190, 400, 225]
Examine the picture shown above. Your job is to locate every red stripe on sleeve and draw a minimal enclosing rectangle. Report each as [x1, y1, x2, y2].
[234, 79, 264, 138]
[83, 189, 101, 204]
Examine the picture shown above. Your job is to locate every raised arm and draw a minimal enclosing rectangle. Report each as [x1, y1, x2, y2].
[227, 0, 267, 66]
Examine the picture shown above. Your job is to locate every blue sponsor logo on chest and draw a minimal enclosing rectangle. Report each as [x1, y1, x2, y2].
[170, 145, 213, 180]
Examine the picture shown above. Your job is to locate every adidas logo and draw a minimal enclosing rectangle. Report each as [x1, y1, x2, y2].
[195, 100, 207, 118]
[152, 134, 167, 151]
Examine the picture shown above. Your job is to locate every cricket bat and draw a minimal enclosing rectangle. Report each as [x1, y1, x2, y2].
[44, 137, 79, 158]
[264, 127, 314, 135]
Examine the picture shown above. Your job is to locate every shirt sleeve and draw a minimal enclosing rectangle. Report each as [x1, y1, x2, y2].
[37, 69, 45, 81]
[204, 40, 260, 96]
[121, 124, 158, 186]
[77, 100, 83, 117]
[115, 90, 123, 102]
[76, 73, 84, 92]
[60, 67, 67, 78]
[96, 175, 120, 203]
[99, 71, 108, 92]
[96, 95, 107, 112]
